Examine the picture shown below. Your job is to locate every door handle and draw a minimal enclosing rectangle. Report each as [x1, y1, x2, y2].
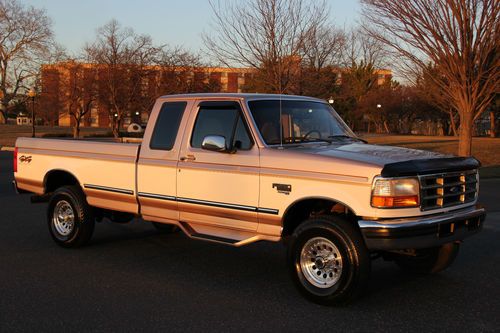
[180, 154, 196, 162]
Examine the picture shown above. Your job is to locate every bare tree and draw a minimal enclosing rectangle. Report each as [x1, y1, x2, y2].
[341, 28, 388, 70]
[0, 0, 54, 123]
[85, 20, 159, 137]
[203, 0, 331, 93]
[361, 0, 500, 156]
[298, 25, 345, 97]
[58, 60, 98, 138]
[154, 47, 221, 96]
[415, 64, 460, 136]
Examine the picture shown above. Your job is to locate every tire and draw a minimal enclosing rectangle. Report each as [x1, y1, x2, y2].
[394, 242, 459, 274]
[287, 215, 371, 305]
[47, 186, 95, 248]
[152, 222, 179, 233]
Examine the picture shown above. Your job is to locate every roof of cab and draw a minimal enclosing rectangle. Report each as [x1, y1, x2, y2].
[159, 93, 325, 103]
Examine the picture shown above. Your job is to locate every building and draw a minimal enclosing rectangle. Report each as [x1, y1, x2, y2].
[39, 63, 257, 128]
[39, 62, 391, 129]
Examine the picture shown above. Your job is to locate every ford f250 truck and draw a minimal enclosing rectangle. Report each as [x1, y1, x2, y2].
[14, 93, 486, 305]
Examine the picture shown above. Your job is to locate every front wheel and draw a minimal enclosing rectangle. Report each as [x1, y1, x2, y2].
[47, 186, 95, 248]
[287, 215, 371, 305]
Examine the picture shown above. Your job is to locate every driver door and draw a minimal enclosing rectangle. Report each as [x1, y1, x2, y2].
[176, 100, 260, 231]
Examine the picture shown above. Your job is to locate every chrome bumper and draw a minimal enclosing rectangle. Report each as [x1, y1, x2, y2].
[358, 205, 486, 250]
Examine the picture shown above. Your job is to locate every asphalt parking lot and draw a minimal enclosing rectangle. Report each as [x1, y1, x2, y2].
[0, 151, 499, 332]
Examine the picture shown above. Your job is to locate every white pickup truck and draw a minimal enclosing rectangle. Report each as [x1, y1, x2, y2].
[14, 93, 486, 305]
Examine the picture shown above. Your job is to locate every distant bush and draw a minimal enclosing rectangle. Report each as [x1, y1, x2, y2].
[41, 133, 73, 138]
[82, 131, 143, 138]
[121, 131, 144, 138]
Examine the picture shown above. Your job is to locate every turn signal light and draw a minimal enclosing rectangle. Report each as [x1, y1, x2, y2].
[371, 195, 419, 208]
[371, 177, 420, 208]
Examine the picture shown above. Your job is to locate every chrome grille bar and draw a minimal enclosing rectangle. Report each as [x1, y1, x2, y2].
[419, 170, 478, 211]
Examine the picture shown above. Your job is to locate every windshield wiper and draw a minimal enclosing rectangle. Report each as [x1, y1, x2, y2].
[302, 138, 334, 143]
[327, 135, 367, 143]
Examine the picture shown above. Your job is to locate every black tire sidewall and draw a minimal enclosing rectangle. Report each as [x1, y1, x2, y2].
[47, 186, 93, 247]
[288, 217, 369, 305]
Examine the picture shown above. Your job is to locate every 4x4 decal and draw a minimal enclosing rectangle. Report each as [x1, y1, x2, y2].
[19, 155, 32, 163]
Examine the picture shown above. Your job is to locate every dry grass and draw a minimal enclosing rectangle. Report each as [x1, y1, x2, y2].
[362, 134, 500, 167]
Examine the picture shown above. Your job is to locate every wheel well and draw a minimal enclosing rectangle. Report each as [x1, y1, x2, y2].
[44, 170, 79, 193]
[281, 199, 357, 238]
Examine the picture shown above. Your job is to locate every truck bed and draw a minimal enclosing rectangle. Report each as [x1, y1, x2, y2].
[15, 137, 141, 214]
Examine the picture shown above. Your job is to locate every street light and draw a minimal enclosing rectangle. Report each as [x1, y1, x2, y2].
[328, 97, 334, 104]
[27, 88, 36, 137]
[377, 104, 382, 109]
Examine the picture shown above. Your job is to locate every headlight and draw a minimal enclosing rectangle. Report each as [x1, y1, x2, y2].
[371, 178, 419, 208]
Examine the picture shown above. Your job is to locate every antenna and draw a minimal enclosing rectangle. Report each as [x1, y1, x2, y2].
[278, 58, 283, 149]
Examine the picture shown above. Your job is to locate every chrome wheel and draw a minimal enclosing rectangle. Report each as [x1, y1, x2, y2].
[52, 200, 75, 236]
[300, 237, 343, 288]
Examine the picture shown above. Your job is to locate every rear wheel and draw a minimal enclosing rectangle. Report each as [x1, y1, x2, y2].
[287, 215, 371, 305]
[393, 242, 460, 274]
[47, 186, 95, 248]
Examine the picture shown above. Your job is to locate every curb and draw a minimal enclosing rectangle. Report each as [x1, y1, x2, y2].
[0, 146, 15, 151]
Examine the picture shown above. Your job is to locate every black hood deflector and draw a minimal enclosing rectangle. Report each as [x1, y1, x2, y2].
[381, 157, 480, 177]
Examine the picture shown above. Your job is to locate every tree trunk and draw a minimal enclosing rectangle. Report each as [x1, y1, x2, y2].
[0, 102, 7, 123]
[490, 111, 496, 138]
[112, 120, 120, 138]
[458, 111, 474, 156]
[73, 123, 80, 138]
[383, 120, 390, 133]
[0, 99, 8, 124]
[449, 111, 458, 136]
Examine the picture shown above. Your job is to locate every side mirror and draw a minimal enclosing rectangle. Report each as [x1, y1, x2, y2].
[201, 135, 229, 153]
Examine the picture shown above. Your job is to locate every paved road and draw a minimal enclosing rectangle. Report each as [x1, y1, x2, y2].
[0, 151, 499, 332]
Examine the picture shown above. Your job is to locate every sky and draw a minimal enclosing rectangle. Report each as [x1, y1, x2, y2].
[24, 0, 361, 56]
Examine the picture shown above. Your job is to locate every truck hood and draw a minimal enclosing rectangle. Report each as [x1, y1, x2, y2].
[282, 142, 480, 177]
[288, 142, 446, 165]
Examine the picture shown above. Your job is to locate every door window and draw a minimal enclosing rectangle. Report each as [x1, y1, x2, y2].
[191, 107, 253, 150]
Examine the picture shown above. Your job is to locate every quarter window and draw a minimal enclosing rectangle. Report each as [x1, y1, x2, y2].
[150, 101, 187, 150]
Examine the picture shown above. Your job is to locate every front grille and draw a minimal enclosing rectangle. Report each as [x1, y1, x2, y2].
[419, 170, 478, 211]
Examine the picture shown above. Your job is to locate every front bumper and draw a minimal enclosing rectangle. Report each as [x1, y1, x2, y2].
[358, 205, 486, 250]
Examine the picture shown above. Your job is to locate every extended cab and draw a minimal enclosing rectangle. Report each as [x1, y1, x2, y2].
[14, 94, 486, 305]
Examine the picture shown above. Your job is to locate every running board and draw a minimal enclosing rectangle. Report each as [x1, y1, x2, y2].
[191, 232, 239, 245]
[178, 222, 280, 247]
[180, 222, 239, 245]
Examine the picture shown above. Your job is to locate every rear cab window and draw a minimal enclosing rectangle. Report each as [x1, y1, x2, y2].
[150, 101, 187, 150]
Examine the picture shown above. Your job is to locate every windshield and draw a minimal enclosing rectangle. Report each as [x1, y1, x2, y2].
[248, 100, 357, 145]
